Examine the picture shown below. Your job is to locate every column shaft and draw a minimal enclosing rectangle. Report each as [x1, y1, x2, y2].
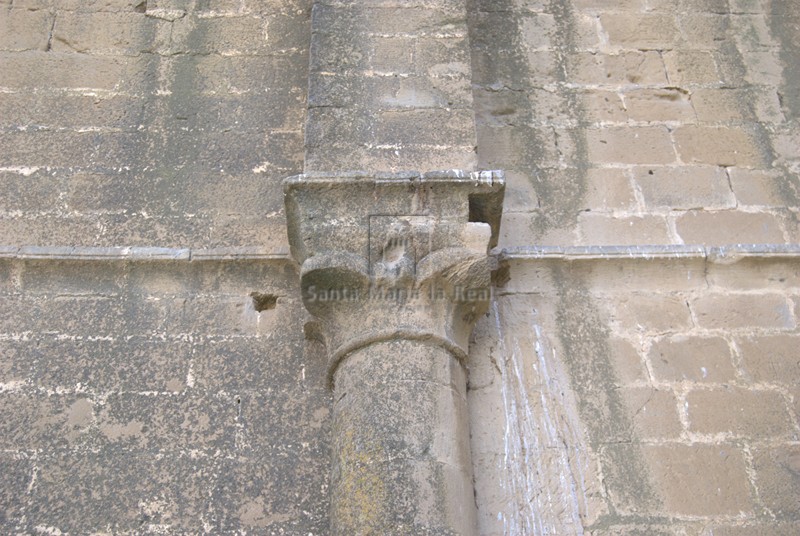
[331, 339, 477, 535]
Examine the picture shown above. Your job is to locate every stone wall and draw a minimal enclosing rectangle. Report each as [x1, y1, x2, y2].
[0, 0, 308, 249]
[1, 0, 331, 532]
[470, 0, 799, 247]
[470, 251, 799, 534]
[1, 0, 798, 534]
[468, 0, 800, 534]
[0, 254, 331, 532]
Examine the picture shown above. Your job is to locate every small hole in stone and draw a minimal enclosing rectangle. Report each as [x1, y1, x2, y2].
[250, 292, 278, 312]
[134, 1, 147, 12]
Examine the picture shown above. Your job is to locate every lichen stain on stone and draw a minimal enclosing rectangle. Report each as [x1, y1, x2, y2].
[334, 427, 388, 534]
[101, 420, 144, 441]
[468, 0, 589, 238]
[238, 498, 292, 528]
[63, 397, 95, 443]
[66, 398, 93, 428]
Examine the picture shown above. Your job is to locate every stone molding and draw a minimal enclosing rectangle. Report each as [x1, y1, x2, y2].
[3, 243, 799, 263]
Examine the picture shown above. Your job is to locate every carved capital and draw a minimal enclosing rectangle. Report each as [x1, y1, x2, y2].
[284, 171, 505, 385]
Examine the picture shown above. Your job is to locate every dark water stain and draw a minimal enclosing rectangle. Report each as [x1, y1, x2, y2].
[713, 8, 800, 213]
[770, 0, 800, 121]
[467, 0, 589, 238]
[769, 0, 800, 208]
[551, 264, 660, 516]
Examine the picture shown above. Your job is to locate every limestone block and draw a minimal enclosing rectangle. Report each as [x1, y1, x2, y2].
[0, 8, 53, 51]
[578, 214, 672, 246]
[623, 89, 696, 123]
[687, 387, 794, 438]
[621, 387, 682, 439]
[586, 127, 676, 165]
[633, 165, 736, 210]
[674, 125, 766, 167]
[648, 335, 736, 383]
[737, 334, 800, 384]
[600, 13, 679, 50]
[643, 444, 752, 515]
[691, 292, 795, 329]
[676, 210, 786, 244]
[664, 50, 721, 85]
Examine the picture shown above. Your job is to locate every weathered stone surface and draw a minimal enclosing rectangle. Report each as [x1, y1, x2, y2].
[608, 337, 648, 384]
[673, 126, 766, 167]
[687, 387, 794, 438]
[605, 293, 694, 333]
[663, 50, 721, 84]
[582, 168, 637, 211]
[586, 127, 676, 165]
[728, 168, 786, 206]
[643, 444, 753, 516]
[706, 523, 800, 536]
[706, 258, 800, 290]
[578, 214, 672, 245]
[621, 387, 682, 439]
[676, 210, 787, 244]
[285, 171, 503, 535]
[0, 453, 29, 528]
[51, 11, 167, 54]
[752, 445, 800, 520]
[572, 51, 669, 85]
[600, 13, 679, 50]
[633, 165, 736, 210]
[332, 341, 475, 535]
[0, 255, 330, 532]
[690, 292, 795, 329]
[1, 0, 800, 533]
[28, 451, 221, 533]
[3, 337, 191, 393]
[737, 334, 800, 384]
[304, 1, 477, 172]
[0, 8, 53, 51]
[624, 88, 696, 122]
[648, 335, 736, 383]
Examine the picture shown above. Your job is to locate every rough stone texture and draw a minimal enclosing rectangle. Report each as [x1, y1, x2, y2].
[687, 387, 795, 439]
[284, 171, 503, 534]
[0, 257, 331, 534]
[1, 0, 800, 534]
[0, 0, 310, 250]
[332, 341, 475, 535]
[469, 0, 800, 248]
[752, 445, 800, 521]
[737, 334, 800, 384]
[640, 444, 753, 516]
[473, 256, 800, 534]
[648, 335, 737, 383]
[304, 0, 477, 172]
